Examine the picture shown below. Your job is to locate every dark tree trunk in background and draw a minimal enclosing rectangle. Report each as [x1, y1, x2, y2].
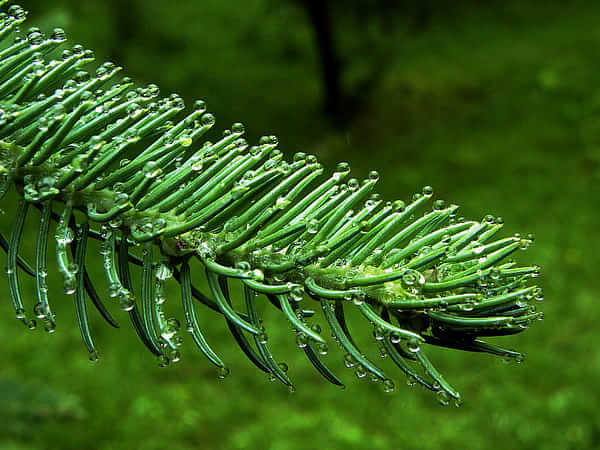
[108, 0, 137, 64]
[303, 0, 343, 119]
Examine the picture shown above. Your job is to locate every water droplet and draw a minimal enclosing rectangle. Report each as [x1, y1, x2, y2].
[316, 342, 328, 355]
[119, 291, 135, 311]
[355, 366, 367, 379]
[433, 199, 446, 211]
[63, 276, 76, 295]
[193, 99, 206, 113]
[231, 122, 245, 134]
[290, 285, 304, 302]
[392, 200, 406, 212]
[158, 354, 170, 368]
[306, 219, 319, 234]
[437, 390, 450, 406]
[252, 269, 264, 281]
[459, 301, 474, 312]
[344, 353, 357, 368]
[258, 333, 268, 344]
[89, 351, 99, 363]
[143, 161, 160, 178]
[52, 103, 66, 120]
[275, 196, 290, 209]
[168, 349, 181, 363]
[407, 338, 420, 353]
[373, 326, 385, 341]
[34, 302, 47, 319]
[200, 112, 215, 126]
[44, 319, 56, 334]
[347, 178, 359, 191]
[155, 263, 173, 281]
[51, 28, 67, 42]
[217, 366, 230, 379]
[27, 30, 44, 46]
[422, 186, 434, 197]
[114, 192, 129, 206]
[8, 5, 26, 21]
[296, 332, 308, 348]
[533, 287, 544, 302]
[383, 378, 395, 393]
[402, 269, 425, 287]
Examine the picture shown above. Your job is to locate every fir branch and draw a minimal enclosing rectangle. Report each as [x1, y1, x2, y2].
[0, 3, 544, 405]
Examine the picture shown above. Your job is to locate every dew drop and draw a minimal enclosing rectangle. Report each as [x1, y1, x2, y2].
[200, 113, 215, 126]
[44, 319, 56, 334]
[483, 214, 495, 224]
[392, 200, 406, 212]
[155, 263, 173, 281]
[27, 31, 44, 46]
[226, 122, 245, 135]
[437, 390, 450, 406]
[289, 285, 304, 302]
[316, 342, 328, 355]
[352, 292, 365, 306]
[296, 332, 308, 348]
[193, 99, 206, 112]
[407, 338, 420, 353]
[89, 351, 99, 363]
[433, 199, 446, 211]
[119, 291, 135, 311]
[368, 170, 379, 181]
[373, 326, 385, 341]
[50, 28, 67, 42]
[8, 5, 26, 21]
[344, 353, 356, 368]
[347, 178, 360, 191]
[143, 161, 160, 178]
[157, 354, 170, 368]
[34, 302, 47, 319]
[383, 378, 395, 393]
[16, 308, 27, 320]
[355, 366, 367, 379]
[306, 219, 319, 234]
[217, 366, 230, 379]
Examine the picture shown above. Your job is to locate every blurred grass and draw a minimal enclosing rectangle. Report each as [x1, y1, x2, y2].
[1, 1, 599, 449]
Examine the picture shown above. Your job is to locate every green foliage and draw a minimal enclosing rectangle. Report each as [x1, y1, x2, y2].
[0, 0, 543, 409]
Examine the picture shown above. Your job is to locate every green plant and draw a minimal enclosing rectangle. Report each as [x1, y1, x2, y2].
[0, 2, 544, 406]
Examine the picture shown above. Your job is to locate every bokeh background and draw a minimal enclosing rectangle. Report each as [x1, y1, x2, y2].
[1, 0, 599, 449]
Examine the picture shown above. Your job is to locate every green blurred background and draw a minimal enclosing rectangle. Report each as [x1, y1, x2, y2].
[1, 0, 599, 449]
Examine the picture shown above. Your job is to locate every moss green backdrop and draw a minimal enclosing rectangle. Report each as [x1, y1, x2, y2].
[1, 1, 598, 449]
